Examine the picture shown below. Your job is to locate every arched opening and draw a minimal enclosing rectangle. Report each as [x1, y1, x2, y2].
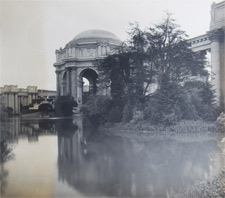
[80, 69, 98, 103]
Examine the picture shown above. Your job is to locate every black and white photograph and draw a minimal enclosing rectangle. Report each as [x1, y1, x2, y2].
[0, 0, 225, 197]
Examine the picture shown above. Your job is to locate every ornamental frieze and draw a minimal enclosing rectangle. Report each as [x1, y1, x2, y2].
[80, 48, 96, 57]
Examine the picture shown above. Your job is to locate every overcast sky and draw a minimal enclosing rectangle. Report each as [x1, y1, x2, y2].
[0, 0, 221, 90]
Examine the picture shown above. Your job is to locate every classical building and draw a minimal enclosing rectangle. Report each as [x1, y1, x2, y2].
[189, 1, 225, 106]
[53, 29, 122, 104]
[54, 1, 225, 107]
[0, 85, 56, 114]
[209, 1, 225, 106]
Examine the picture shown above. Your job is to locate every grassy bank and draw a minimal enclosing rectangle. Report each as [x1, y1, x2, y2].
[99, 120, 222, 141]
[101, 120, 216, 132]
[172, 168, 225, 198]
[99, 120, 225, 198]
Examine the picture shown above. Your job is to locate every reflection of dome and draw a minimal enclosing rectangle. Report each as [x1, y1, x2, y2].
[70, 29, 122, 45]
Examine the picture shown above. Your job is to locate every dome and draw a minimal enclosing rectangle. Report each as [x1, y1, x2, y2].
[70, 29, 122, 45]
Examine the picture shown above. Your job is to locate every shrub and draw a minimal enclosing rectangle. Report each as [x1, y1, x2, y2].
[81, 94, 112, 126]
[131, 110, 144, 124]
[216, 112, 225, 132]
[0, 96, 14, 163]
[55, 96, 77, 117]
[106, 105, 123, 122]
[142, 80, 218, 126]
[122, 102, 133, 122]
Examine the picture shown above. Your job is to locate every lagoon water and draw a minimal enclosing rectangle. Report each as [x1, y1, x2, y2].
[1, 117, 225, 197]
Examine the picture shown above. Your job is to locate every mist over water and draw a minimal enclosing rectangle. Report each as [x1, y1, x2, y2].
[1, 117, 225, 197]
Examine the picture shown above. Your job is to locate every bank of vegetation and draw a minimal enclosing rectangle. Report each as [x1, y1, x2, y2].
[172, 168, 225, 198]
[0, 96, 14, 164]
[81, 14, 223, 130]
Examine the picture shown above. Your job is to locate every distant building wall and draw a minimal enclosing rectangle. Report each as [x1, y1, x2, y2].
[0, 85, 56, 114]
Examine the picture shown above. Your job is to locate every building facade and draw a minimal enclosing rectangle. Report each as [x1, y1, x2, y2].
[53, 29, 122, 104]
[188, 1, 225, 106]
[0, 85, 56, 114]
[209, 1, 225, 106]
[54, 1, 225, 107]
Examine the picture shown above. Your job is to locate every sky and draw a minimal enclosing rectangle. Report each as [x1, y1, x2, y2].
[0, 0, 221, 90]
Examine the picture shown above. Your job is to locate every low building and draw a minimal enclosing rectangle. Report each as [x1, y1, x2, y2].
[0, 85, 56, 114]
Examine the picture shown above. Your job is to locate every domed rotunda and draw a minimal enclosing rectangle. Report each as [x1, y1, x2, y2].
[69, 29, 122, 45]
[53, 29, 122, 105]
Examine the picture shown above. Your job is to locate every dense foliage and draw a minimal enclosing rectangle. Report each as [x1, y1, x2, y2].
[0, 96, 13, 163]
[83, 14, 218, 126]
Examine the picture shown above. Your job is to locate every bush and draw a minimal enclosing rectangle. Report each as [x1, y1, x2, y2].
[131, 110, 144, 124]
[55, 96, 77, 117]
[0, 96, 14, 163]
[122, 102, 133, 122]
[107, 105, 123, 122]
[183, 81, 218, 121]
[172, 168, 225, 198]
[216, 112, 225, 132]
[81, 94, 112, 126]
[143, 81, 218, 126]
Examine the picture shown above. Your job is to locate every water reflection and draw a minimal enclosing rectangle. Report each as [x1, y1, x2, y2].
[1, 117, 225, 197]
[5, 118, 56, 143]
[57, 118, 225, 197]
[0, 166, 9, 195]
[1, 118, 59, 197]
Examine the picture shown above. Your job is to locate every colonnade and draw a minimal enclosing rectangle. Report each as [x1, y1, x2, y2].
[209, 29, 224, 105]
[56, 68, 84, 104]
[0, 85, 56, 114]
[2, 92, 37, 114]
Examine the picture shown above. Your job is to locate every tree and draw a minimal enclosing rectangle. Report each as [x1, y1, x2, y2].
[97, 52, 132, 121]
[0, 96, 13, 163]
[97, 13, 216, 124]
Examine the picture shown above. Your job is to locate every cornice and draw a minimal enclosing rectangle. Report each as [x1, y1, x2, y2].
[207, 28, 224, 42]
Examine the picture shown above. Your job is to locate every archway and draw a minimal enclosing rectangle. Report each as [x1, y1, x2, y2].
[79, 68, 98, 103]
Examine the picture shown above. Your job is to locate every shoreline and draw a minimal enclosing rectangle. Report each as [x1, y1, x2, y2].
[99, 120, 225, 198]
[99, 120, 224, 142]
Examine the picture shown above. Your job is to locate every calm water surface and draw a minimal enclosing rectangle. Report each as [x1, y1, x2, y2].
[1, 117, 225, 197]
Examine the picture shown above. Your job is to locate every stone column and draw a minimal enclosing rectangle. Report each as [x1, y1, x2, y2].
[71, 68, 77, 100]
[72, 48, 76, 57]
[28, 94, 32, 105]
[61, 83, 64, 96]
[6, 93, 9, 107]
[18, 96, 21, 114]
[56, 71, 60, 96]
[222, 30, 225, 107]
[66, 68, 71, 95]
[21, 97, 24, 106]
[209, 29, 222, 105]
[10, 93, 14, 113]
[31, 94, 33, 103]
[77, 78, 83, 105]
[106, 46, 110, 54]
[22, 97, 24, 108]
[9, 93, 12, 109]
[7, 92, 10, 107]
[98, 45, 101, 57]
[15, 93, 18, 114]
[25, 97, 27, 106]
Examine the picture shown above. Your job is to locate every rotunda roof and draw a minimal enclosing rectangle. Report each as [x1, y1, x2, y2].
[70, 29, 122, 45]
